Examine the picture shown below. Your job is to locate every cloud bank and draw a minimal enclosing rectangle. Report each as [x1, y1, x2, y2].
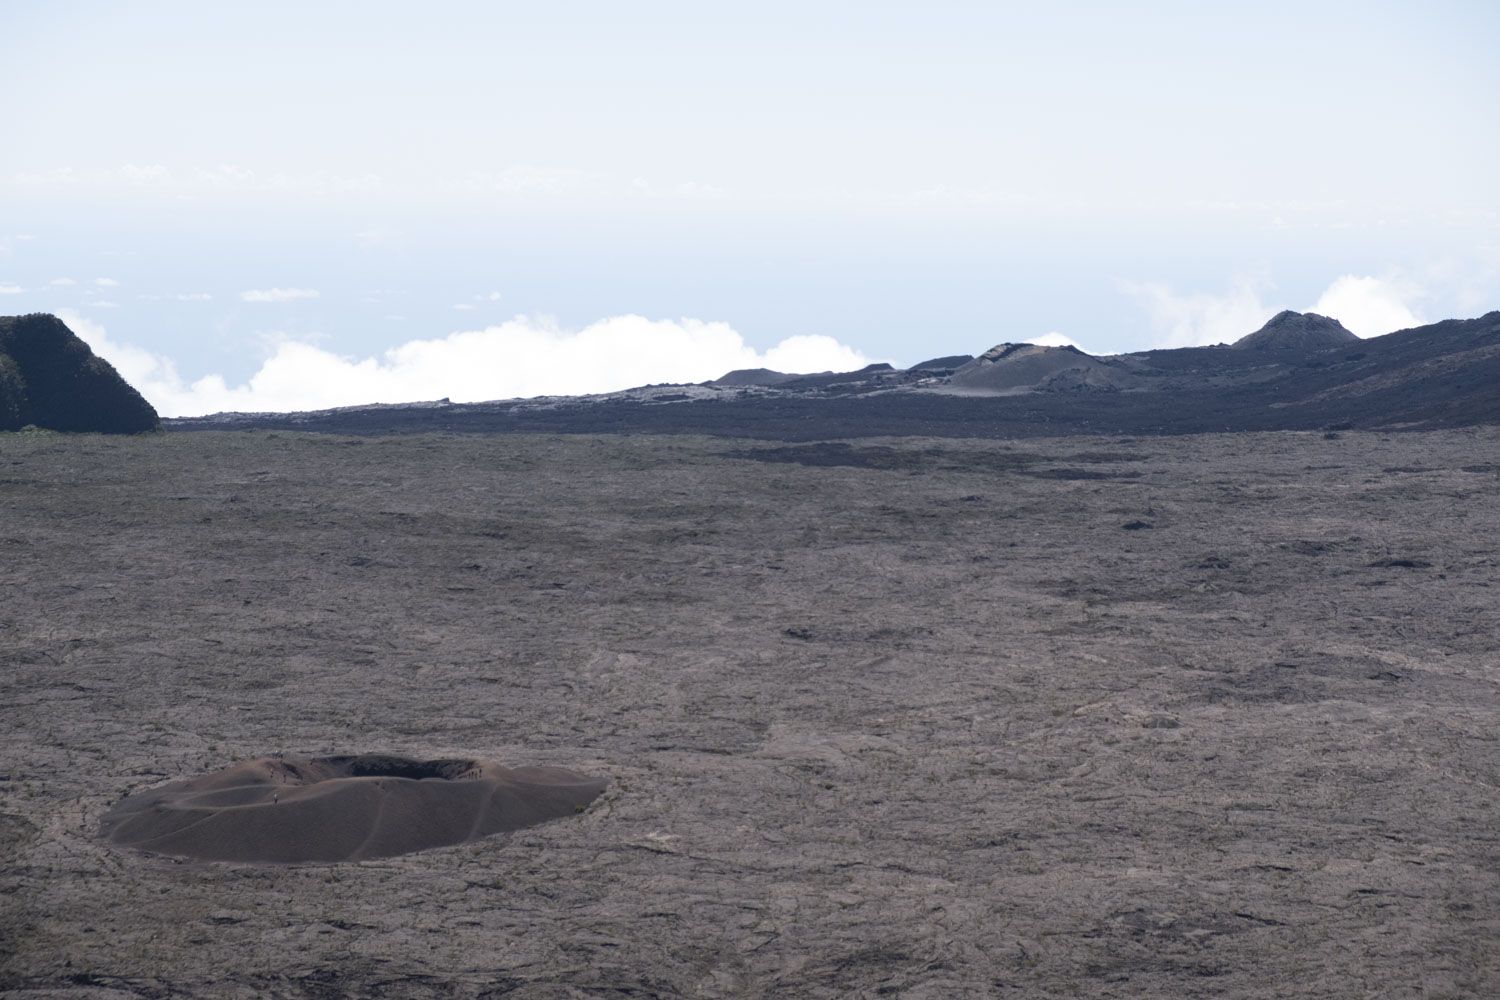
[241, 287, 319, 303]
[60, 312, 875, 418]
[1022, 331, 1094, 354]
[1309, 275, 1423, 338]
[1124, 273, 1426, 347]
[1119, 274, 1282, 349]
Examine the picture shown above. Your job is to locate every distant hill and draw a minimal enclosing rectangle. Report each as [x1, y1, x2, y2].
[161, 308, 1500, 440]
[947, 343, 1135, 393]
[1232, 310, 1360, 352]
[711, 368, 799, 387]
[0, 314, 159, 433]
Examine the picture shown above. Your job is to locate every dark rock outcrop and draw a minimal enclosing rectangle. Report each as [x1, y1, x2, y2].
[1232, 310, 1360, 352]
[0, 314, 159, 433]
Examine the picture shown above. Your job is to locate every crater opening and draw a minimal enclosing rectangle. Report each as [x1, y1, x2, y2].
[314, 754, 480, 782]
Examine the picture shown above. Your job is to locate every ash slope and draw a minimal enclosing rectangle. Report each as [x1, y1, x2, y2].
[165, 310, 1500, 439]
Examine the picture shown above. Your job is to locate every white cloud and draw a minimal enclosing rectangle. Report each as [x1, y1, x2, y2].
[909, 185, 1038, 209]
[1310, 275, 1423, 337]
[758, 334, 870, 374]
[93, 300, 119, 309]
[672, 181, 727, 201]
[194, 164, 257, 188]
[456, 165, 609, 199]
[355, 227, 407, 249]
[50, 277, 75, 286]
[1118, 273, 1279, 348]
[1023, 331, 1095, 354]
[194, 164, 381, 195]
[452, 166, 727, 205]
[630, 177, 729, 202]
[452, 303, 475, 311]
[176, 292, 213, 301]
[240, 287, 319, 303]
[120, 163, 172, 185]
[9, 164, 382, 198]
[59, 309, 192, 404]
[0, 284, 22, 294]
[95, 277, 119, 287]
[479, 291, 503, 301]
[60, 312, 875, 418]
[0, 235, 32, 260]
[1433, 245, 1500, 316]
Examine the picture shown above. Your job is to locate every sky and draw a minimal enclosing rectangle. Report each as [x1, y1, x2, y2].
[2, 1, 1497, 415]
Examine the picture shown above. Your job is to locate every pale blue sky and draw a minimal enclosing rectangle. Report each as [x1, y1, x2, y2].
[2, 2, 1497, 413]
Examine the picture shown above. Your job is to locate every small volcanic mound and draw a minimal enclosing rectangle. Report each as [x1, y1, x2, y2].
[946, 343, 1134, 394]
[710, 367, 798, 387]
[1231, 310, 1360, 352]
[101, 754, 607, 863]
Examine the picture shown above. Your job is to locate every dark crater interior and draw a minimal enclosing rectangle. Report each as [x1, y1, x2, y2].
[311, 754, 480, 781]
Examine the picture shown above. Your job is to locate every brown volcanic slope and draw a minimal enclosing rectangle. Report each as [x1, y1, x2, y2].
[0, 314, 158, 434]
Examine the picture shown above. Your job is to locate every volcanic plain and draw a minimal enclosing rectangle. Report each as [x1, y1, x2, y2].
[2, 427, 1498, 997]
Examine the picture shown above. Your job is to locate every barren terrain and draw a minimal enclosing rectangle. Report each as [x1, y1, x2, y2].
[2, 428, 1498, 997]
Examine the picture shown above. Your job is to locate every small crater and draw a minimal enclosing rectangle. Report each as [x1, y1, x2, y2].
[101, 754, 606, 863]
